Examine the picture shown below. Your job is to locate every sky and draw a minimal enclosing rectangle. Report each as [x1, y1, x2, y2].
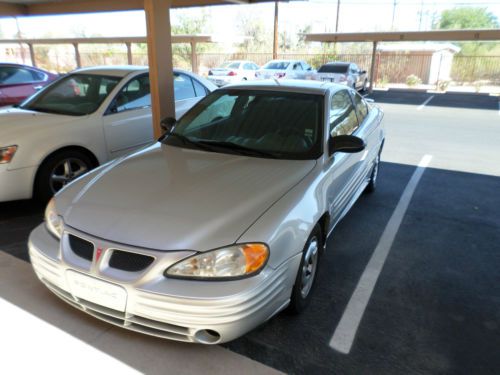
[0, 0, 499, 42]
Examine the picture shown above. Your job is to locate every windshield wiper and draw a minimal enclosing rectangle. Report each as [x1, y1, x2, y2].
[196, 140, 278, 159]
[165, 133, 215, 152]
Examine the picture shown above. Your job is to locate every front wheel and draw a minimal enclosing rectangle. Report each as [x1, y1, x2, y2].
[34, 150, 93, 203]
[289, 225, 322, 314]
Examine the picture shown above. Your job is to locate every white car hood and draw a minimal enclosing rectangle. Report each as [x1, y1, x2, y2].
[59, 143, 316, 252]
[0, 107, 81, 142]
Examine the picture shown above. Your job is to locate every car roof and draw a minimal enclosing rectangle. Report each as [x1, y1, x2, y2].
[72, 65, 149, 77]
[0, 62, 49, 72]
[220, 79, 345, 95]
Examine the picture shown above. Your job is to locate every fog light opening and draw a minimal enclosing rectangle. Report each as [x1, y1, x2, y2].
[194, 329, 221, 344]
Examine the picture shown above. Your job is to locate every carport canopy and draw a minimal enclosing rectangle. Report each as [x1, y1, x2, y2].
[0, 0, 278, 138]
[304, 29, 500, 93]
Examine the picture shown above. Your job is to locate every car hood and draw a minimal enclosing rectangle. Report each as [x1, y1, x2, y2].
[59, 143, 316, 252]
[0, 107, 80, 142]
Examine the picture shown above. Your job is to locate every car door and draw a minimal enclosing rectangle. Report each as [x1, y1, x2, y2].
[324, 89, 364, 225]
[291, 62, 304, 79]
[102, 74, 154, 158]
[174, 72, 207, 118]
[350, 64, 360, 89]
[349, 90, 381, 182]
[243, 63, 256, 80]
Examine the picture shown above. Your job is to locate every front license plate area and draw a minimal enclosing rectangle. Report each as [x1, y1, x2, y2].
[66, 270, 127, 312]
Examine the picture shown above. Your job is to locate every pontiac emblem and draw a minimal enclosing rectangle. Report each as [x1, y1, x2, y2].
[95, 247, 103, 262]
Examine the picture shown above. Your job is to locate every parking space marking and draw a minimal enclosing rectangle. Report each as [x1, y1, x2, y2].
[417, 95, 434, 110]
[329, 154, 433, 354]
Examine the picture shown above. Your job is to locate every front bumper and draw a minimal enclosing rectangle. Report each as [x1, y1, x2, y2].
[0, 164, 36, 202]
[28, 224, 299, 343]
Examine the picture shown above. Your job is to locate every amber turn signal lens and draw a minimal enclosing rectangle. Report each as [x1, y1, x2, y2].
[242, 244, 269, 274]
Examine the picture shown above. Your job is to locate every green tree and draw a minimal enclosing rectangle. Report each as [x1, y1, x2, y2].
[436, 7, 499, 29]
[236, 14, 271, 53]
[435, 7, 500, 55]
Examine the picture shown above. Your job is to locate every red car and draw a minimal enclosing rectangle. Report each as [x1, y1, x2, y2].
[0, 63, 58, 106]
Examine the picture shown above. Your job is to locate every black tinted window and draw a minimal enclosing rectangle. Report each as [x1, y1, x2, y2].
[318, 64, 349, 73]
[167, 90, 323, 160]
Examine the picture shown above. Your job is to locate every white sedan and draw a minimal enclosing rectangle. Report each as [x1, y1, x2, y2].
[207, 60, 260, 87]
[255, 60, 316, 80]
[0, 66, 216, 202]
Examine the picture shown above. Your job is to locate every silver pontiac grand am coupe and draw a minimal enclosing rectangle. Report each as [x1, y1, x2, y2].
[29, 80, 384, 344]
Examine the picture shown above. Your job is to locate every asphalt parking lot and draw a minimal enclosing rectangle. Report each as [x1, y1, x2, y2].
[1, 90, 499, 374]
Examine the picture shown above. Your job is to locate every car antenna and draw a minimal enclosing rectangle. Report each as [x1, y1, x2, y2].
[273, 78, 281, 85]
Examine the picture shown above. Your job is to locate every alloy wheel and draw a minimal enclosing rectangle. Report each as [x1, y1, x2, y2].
[49, 158, 88, 193]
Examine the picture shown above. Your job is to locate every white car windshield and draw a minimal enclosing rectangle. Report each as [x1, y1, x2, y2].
[263, 62, 290, 70]
[20, 73, 121, 116]
[164, 90, 323, 160]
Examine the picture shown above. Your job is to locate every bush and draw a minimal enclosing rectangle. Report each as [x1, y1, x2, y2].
[376, 76, 389, 88]
[406, 74, 422, 87]
[437, 80, 450, 91]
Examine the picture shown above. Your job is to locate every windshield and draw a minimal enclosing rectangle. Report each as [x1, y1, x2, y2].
[220, 62, 240, 69]
[263, 61, 290, 70]
[318, 64, 349, 73]
[20, 73, 121, 116]
[163, 90, 323, 160]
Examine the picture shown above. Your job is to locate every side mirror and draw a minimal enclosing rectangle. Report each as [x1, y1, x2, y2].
[160, 116, 176, 134]
[361, 70, 367, 74]
[329, 134, 365, 156]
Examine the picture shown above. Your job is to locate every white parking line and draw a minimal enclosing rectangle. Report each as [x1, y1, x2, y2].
[417, 95, 434, 110]
[329, 154, 433, 354]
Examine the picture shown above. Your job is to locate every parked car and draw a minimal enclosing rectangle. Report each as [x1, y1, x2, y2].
[315, 62, 368, 91]
[0, 63, 58, 106]
[207, 60, 260, 86]
[29, 80, 384, 344]
[255, 59, 315, 80]
[0, 65, 216, 203]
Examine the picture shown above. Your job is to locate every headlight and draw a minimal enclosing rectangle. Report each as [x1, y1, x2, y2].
[165, 243, 269, 280]
[0, 145, 17, 164]
[45, 198, 63, 239]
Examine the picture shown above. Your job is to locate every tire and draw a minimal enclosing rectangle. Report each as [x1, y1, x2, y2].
[365, 149, 381, 194]
[289, 224, 322, 314]
[34, 150, 94, 203]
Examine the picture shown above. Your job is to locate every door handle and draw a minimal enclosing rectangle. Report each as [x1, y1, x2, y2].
[33, 85, 43, 91]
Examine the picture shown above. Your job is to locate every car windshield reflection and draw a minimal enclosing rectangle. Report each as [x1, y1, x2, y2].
[163, 89, 323, 160]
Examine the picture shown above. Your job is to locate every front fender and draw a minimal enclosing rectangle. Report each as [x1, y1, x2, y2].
[237, 161, 326, 269]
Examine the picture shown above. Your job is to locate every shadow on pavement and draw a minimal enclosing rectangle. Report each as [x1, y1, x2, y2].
[369, 89, 499, 110]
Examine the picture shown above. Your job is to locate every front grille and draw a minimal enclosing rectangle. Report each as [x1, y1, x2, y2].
[109, 250, 154, 272]
[68, 234, 94, 261]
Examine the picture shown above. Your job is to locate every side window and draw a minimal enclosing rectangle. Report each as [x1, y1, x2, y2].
[330, 90, 359, 136]
[0, 67, 36, 84]
[192, 79, 208, 98]
[352, 92, 369, 124]
[252, 64, 259, 70]
[174, 73, 196, 101]
[243, 63, 253, 70]
[30, 69, 47, 82]
[302, 62, 311, 70]
[293, 63, 303, 71]
[113, 75, 151, 113]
